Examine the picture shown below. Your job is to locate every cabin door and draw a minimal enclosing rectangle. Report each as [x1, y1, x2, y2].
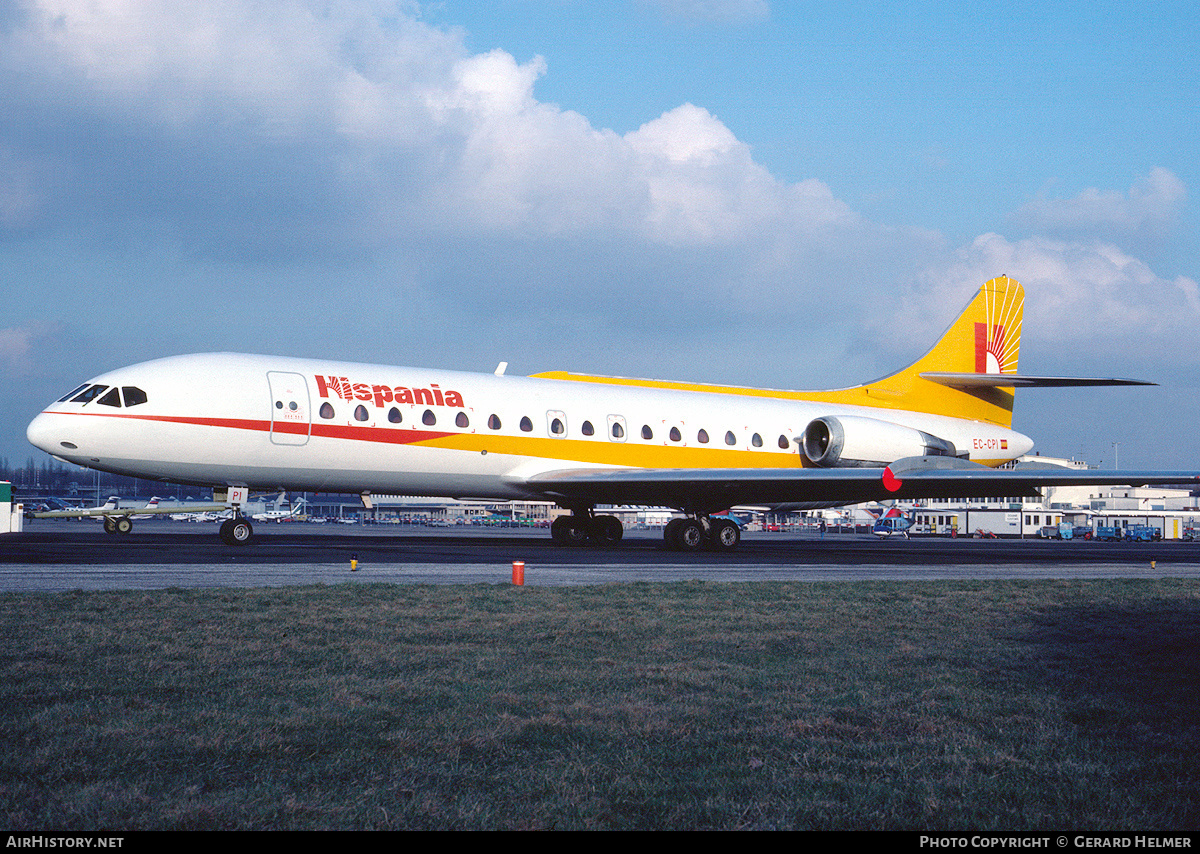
[267, 371, 311, 446]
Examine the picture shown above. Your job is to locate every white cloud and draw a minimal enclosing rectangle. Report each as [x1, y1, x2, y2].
[1, 2, 848, 251]
[1012, 168, 1186, 250]
[626, 103, 740, 165]
[871, 232, 1200, 369]
[0, 324, 59, 377]
[1, 0, 1197, 385]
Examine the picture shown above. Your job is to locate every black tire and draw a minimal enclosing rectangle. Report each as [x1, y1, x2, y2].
[674, 519, 705, 552]
[220, 518, 254, 546]
[709, 518, 740, 551]
[115, 517, 133, 535]
[663, 518, 685, 550]
[102, 516, 117, 534]
[551, 515, 589, 546]
[589, 514, 623, 545]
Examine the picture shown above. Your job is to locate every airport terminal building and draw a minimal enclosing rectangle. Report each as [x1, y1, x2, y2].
[896, 456, 1200, 539]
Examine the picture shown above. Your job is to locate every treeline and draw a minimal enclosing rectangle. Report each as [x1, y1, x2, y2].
[0, 456, 169, 498]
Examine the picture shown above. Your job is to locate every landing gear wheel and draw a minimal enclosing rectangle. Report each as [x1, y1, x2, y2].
[709, 518, 740, 551]
[220, 517, 254, 546]
[673, 519, 705, 552]
[114, 517, 133, 535]
[551, 515, 589, 546]
[663, 518, 685, 550]
[588, 514, 624, 545]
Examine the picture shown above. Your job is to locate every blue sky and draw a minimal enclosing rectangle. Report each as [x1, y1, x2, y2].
[2, 0, 1199, 471]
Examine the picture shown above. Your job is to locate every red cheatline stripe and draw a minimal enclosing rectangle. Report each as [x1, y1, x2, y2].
[41, 410, 455, 446]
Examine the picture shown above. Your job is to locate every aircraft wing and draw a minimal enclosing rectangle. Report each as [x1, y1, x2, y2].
[524, 457, 1200, 515]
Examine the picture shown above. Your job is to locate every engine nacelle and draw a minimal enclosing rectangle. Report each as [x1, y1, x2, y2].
[800, 415, 957, 467]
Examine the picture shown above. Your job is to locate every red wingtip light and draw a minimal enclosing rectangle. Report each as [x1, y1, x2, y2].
[882, 466, 903, 493]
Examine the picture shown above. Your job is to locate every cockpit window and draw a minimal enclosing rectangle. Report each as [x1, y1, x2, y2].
[122, 387, 148, 407]
[97, 388, 123, 407]
[71, 385, 109, 404]
[58, 384, 90, 403]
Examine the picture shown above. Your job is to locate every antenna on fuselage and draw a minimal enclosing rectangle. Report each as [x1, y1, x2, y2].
[495, 362, 508, 376]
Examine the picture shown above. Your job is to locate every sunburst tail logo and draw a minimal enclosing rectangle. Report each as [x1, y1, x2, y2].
[974, 279, 1022, 374]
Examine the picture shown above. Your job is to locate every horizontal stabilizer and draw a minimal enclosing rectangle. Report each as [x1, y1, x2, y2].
[919, 372, 1154, 389]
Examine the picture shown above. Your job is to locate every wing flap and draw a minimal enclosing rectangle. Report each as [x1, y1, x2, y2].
[524, 458, 1199, 513]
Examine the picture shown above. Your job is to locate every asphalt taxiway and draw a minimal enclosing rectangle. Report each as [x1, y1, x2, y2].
[4, 519, 1200, 591]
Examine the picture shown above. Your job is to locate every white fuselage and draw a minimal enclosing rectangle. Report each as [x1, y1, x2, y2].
[26, 353, 1033, 502]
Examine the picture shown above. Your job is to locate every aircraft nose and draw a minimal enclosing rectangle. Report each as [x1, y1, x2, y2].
[26, 411, 56, 454]
[26, 410, 79, 457]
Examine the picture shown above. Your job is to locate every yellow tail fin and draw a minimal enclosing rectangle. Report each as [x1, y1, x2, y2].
[852, 275, 1025, 427]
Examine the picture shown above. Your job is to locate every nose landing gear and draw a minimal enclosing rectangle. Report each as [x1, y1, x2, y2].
[219, 516, 254, 545]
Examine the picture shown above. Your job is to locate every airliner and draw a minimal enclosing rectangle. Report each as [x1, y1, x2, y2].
[25, 276, 1199, 549]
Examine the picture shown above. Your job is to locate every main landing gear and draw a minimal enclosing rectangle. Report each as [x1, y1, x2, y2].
[663, 515, 741, 552]
[550, 510, 742, 552]
[550, 511, 624, 546]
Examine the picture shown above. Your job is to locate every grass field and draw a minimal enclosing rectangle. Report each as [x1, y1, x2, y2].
[2, 578, 1198, 830]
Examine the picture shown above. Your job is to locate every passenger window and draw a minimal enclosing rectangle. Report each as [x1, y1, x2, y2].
[581, 421, 594, 436]
[520, 416, 533, 432]
[388, 407, 402, 423]
[725, 431, 736, 446]
[456, 412, 470, 428]
[697, 429, 709, 444]
[121, 387, 147, 407]
[778, 434, 790, 449]
[355, 405, 370, 422]
[97, 388, 122, 407]
[608, 415, 627, 442]
[669, 426, 681, 442]
[423, 409, 436, 426]
[320, 402, 335, 419]
[752, 433, 763, 447]
[641, 425, 653, 440]
[550, 418, 565, 435]
[488, 414, 502, 430]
